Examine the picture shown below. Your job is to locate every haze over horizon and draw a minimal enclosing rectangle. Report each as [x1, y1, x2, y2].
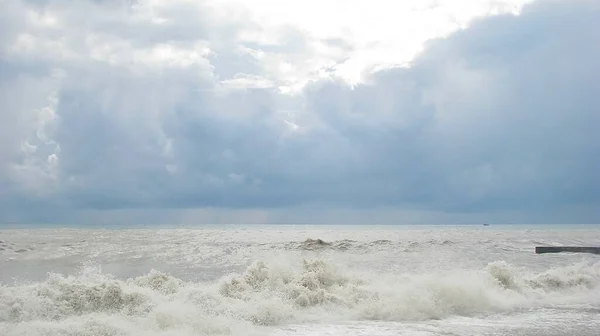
[1, 0, 598, 225]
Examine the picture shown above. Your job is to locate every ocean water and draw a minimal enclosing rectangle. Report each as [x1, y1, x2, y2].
[1, 224, 599, 335]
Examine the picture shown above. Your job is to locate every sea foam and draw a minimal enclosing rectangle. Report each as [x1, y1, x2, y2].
[1, 258, 599, 336]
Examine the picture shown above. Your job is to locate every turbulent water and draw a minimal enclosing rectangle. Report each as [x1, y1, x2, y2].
[1, 225, 599, 335]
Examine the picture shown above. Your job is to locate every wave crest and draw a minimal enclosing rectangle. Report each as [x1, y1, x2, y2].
[1, 259, 600, 335]
[1, 266, 154, 323]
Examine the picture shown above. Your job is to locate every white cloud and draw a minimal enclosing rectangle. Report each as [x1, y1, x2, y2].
[221, 74, 275, 90]
[205, 0, 534, 83]
[0, 0, 598, 224]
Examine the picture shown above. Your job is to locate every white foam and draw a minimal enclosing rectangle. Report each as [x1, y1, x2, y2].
[1, 258, 599, 336]
[2, 226, 600, 335]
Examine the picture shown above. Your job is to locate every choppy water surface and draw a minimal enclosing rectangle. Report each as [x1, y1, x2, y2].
[1, 225, 599, 335]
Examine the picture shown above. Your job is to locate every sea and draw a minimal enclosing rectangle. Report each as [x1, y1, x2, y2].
[1, 224, 599, 336]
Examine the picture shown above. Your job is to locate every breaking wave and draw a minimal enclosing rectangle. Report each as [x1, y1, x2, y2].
[288, 238, 358, 251]
[1, 259, 600, 335]
[284, 238, 454, 252]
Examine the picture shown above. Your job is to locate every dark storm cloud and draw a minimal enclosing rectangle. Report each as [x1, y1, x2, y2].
[0, 0, 598, 223]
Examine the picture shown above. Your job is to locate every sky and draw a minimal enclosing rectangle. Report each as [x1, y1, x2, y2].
[0, 0, 598, 225]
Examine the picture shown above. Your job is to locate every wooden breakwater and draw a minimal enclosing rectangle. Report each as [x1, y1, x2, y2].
[535, 246, 600, 254]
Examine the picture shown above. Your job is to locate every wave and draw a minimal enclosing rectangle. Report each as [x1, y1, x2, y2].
[285, 238, 454, 252]
[1, 259, 600, 335]
[287, 239, 358, 251]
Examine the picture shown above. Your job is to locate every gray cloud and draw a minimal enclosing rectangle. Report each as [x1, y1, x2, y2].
[0, 0, 598, 224]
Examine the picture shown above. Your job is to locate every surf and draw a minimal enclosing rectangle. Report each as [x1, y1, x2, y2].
[1, 258, 599, 335]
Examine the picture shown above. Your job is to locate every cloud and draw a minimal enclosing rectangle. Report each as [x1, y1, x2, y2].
[0, 0, 598, 224]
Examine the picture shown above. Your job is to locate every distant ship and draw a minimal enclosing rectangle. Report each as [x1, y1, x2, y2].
[483, 223, 490, 226]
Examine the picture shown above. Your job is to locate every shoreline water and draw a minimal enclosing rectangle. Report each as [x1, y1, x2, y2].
[1, 225, 599, 335]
